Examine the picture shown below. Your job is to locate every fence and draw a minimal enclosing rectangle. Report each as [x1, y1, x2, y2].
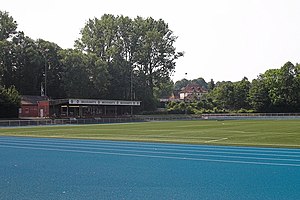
[201, 113, 300, 120]
[0, 115, 199, 127]
[0, 118, 137, 127]
[0, 113, 299, 127]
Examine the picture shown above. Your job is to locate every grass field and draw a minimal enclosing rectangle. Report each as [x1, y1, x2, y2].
[0, 120, 300, 148]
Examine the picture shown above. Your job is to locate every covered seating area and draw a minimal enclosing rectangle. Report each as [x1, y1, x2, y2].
[49, 99, 141, 118]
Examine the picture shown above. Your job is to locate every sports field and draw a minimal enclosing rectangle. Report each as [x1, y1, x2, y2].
[1, 136, 300, 200]
[0, 120, 300, 148]
[1, 120, 300, 199]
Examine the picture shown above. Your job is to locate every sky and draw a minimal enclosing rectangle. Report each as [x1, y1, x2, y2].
[2, 0, 300, 82]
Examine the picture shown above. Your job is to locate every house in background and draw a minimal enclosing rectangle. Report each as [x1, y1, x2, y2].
[19, 95, 49, 118]
[179, 83, 208, 101]
[159, 83, 208, 108]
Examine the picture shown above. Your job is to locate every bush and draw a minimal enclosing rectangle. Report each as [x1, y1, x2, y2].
[0, 85, 21, 118]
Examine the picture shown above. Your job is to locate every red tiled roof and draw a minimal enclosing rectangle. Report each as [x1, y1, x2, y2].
[181, 83, 207, 93]
[21, 95, 49, 105]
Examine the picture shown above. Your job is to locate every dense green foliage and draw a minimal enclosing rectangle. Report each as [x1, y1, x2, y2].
[174, 77, 208, 91]
[0, 11, 17, 40]
[0, 85, 20, 118]
[1, 10, 300, 115]
[0, 11, 21, 117]
[168, 62, 300, 113]
[76, 14, 183, 109]
[0, 11, 182, 111]
[1, 120, 300, 148]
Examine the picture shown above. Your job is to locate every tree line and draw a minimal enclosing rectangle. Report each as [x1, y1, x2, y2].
[0, 11, 183, 115]
[169, 61, 300, 114]
[1, 10, 300, 117]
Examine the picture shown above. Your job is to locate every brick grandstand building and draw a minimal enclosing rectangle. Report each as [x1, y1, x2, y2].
[19, 95, 49, 118]
[19, 96, 141, 118]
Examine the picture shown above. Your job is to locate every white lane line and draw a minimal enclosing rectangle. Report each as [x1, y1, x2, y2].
[1, 144, 300, 167]
[0, 140, 300, 158]
[1, 141, 300, 163]
[0, 138, 300, 157]
[4, 136, 298, 154]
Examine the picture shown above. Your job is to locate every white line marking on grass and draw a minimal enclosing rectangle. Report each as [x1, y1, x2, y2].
[217, 141, 300, 148]
[108, 134, 228, 140]
[205, 138, 228, 143]
[1, 144, 300, 167]
[8, 132, 227, 141]
[0, 122, 147, 128]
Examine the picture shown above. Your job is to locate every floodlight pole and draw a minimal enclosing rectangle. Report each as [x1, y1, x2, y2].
[130, 65, 133, 115]
[44, 61, 47, 97]
[42, 49, 49, 97]
[184, 72, 188, 115]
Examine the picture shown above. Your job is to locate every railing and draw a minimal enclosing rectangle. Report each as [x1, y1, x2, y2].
[0, 119, 54, 127]
[0, 118, 139, 127]
[0, 115, 197, 127]
[201, 113, 300, 120]
[135, 114, 201, 121]
[0, 113, 299, 127]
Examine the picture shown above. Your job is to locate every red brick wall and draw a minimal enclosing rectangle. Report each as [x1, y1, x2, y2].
[19, 101, 49, 118]
[19, 105, 38, 117]
[38, 101, 49, 117]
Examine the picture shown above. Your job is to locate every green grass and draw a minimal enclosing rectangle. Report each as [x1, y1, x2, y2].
[0, 120, 300, 148]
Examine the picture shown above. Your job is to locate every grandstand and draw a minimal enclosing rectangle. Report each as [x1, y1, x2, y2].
[49, 99, 141, 118]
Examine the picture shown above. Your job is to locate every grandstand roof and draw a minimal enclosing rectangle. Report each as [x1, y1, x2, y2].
[21, 95, 49, 105]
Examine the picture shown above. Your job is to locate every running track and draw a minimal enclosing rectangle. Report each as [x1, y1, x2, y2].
[0, 136, 300, 200]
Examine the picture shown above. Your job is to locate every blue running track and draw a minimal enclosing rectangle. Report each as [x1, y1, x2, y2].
[0, 136, 300, 200]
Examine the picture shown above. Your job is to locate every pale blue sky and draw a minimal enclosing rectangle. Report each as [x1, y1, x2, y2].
[2, 0, 300, 82]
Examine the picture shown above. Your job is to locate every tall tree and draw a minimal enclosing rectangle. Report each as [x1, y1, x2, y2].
[85, 52, 110, 98]
[36, 39, 63, 98]
[191, 77, 208, 89]
[263, 62, 300, 111]
[233, 77, 251, 109]
[59, 49, 94, 98]
[0, 11, 17, 40]
[247, 61, 300, 112]
[174, 78, 190, 90]
[0, 11, 18, 85]
[76, 14, 131, 100]
[207, 79, 215, 91]
[76, 15, 182, 109]
[59, 49, 109, 98]
[0, 11, 64, 97]
[153, 78, 174, 99]
[1, 31, 43, 95]
[248, 77, 270, 112]
[0, 39, 12, 85]
[209, 81, 235, 109]
[279, 61, 299, 110]
[133, 17, 183, 96]
[295, 63, 300, 109]
[1, 33, 63, 97]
